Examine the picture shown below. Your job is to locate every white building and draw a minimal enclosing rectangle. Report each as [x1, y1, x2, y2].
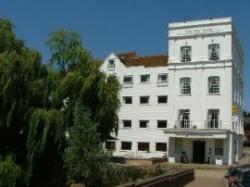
[100, 17, 244, 165]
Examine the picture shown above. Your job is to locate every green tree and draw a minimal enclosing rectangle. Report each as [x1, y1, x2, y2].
[64, 102, 107, 186]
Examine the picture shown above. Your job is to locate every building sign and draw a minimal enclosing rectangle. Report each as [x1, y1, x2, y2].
[175, 132, 214, 137]
[184, 28, 214, 35]
[232, 105, 238, 114]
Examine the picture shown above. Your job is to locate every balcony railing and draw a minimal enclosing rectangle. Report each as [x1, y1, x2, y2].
[175, 120, 192, 129]
[205, 120, 222, 129]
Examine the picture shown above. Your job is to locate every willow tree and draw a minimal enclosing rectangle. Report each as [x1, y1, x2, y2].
[47, 29, 121, 141]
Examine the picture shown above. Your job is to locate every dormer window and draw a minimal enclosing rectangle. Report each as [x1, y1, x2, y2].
[180, 46, 191, 62]
[107, 59, 115, 70]
[209, 44, 220, 60]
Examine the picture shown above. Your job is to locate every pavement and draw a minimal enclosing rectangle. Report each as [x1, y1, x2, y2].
[185, 148, 250, 187]
[184, 169, 227, 187]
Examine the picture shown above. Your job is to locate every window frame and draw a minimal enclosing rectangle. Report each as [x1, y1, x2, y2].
[208, 43, 220, 60]
[156, 142, 167, 152]
[158, 95, 168, 104]
[215, 139, 223, 156]
[123, 96, 132, 104]
[157, 120, 167, 128]
[122, 120, 132, 128]
[208, 76, 220, 94]
[139, 120, 149, 128]
[123, 75, 133, 84]
[137, 142, 150, 152]
[180, 45, 192, 62]
[107, 59, 115, 68]
[140, 96, 150, 104]
[157, 73, 168, 86]
[180, 77, 191, 95]
[121, 141, 132, 151]
[140, 74, 150, 83]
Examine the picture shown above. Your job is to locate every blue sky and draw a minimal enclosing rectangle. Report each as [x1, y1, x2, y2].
[1, 0, 250, 110]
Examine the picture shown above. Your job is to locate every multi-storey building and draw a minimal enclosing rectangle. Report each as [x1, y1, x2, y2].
[100, 17, 244, 165]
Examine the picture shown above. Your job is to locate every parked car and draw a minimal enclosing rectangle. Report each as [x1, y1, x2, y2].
[225, 165, 250, 187]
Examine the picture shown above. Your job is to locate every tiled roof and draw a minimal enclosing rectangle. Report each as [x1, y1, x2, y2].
[117, 52, 168, 67]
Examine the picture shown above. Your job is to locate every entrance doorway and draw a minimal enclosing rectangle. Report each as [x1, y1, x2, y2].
[193, 141, 205, 163]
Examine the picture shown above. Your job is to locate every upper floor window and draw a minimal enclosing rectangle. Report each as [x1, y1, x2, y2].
[139, 120, 149, 128]
[157, 73, 168, 86]
[107, 59, 115, 70]
[140, 96, 149, 104]
[158, 96, 168, 103]
[123, 120, 132, 128]
[121, 141, 132, 150]
[178, 109, 190, 128]
[123, 75, 133, 87]
[208, 76, 220, 94]
[207, 109, 220, 128]
[208, 44, 220, 60]
[141, 74, 150, 83]
[157, 120, 167, 128]
[123, 96, 132, 104]
[180, 46, 191, 62]
[180, 77, 191, 95]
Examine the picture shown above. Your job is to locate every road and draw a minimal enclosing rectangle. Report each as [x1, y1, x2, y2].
[184, 169, 227, 187]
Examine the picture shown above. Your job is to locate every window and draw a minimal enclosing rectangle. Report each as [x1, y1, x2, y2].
[121, 141, 132, 150]
[105, 141, 115, 150]
[139, 120, 149, 128]
[123, 76, 133, 84]
[209, 44, 220, 60]
[108, 59, 115, 69]
[158, 96, 168, 103]
[140, 96, 149, 104]
[178, 109, 190, 128]
[141, 74, 150, 83]
[180, 78, 191, 95]
[207, 109, 219, 128]
[208, 76, 220, 94]
[157, 73, 168, 84]
[123, 120, 132, 128]
[156, 143, 167, 152]
[215, 139, 223, 156]
[157, 120, 167, 128]
[138, 142, 149, 152]
[123, 96, 132, 104]
[180, 46, 191, 62]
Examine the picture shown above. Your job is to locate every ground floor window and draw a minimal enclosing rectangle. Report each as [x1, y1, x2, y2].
[105, 141, 115, 150]
[157, 120, 167, 128]
[156, 143, 167, 152]
[121, 141, 132, 150]
[215, 139, 223, 156]
[138, 142, 150, 152]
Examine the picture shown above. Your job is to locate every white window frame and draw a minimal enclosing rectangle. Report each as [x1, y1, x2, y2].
[208, 44, 220, 60]
[107, 59, 115, 69]
[155, 142, 167, 152]
[140, 96, 150, 104]
[180, 46, 191, 62]
[139, 120, 149, 128]
[137, 142, 150, 152]
[215, 139, 223, 156]
[140, 74, 150, 83]
[157, 73, 168, 86]
[178, 109, 190, 128]
[208, 76, 220, 94]
[123, 75, 133, 88]
[157, 120, 167, 128]
[122, 120, 132, 128]
[180, 77, 191, 95]
[121, 141, 132, 151]
[123, 96, 132, 104]
[158, 95, 168, 104]
[207, 109, 220, 128]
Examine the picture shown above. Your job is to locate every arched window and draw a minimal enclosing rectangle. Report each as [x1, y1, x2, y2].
[180, 46, 191, 62]
[180, 77, 191, 95]
[208, 76, 220, 94]
[208, 44, 220, 60]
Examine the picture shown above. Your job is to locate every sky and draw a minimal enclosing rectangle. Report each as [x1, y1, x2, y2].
[0, 0, 250, 110]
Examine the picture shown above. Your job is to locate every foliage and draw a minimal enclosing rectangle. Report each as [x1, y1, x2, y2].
[64, 102, 107, 186]
[0, 18, 120, 186]
[0, 155, 22, 187]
